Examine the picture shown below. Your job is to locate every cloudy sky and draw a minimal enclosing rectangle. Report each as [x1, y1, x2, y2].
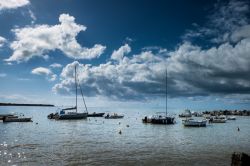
[1, 0, 250, 110]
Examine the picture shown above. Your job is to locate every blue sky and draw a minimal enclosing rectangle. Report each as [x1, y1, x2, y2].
[0, 0, 250, 111]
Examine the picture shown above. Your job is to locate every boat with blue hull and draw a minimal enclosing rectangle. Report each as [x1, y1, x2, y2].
[48, 65, 88, 120]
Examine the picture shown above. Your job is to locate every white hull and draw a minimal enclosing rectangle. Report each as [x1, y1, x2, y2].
[227, 116, 236, 120]
[183, 119, 207, 127]
[179, 109, 192, 118]
[210, 116, 227, 123]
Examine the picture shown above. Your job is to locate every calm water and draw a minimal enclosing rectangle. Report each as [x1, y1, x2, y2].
[0, 106, 250, 166]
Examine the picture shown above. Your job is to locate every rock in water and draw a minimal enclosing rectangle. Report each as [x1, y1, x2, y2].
[231, 152, 250, 166]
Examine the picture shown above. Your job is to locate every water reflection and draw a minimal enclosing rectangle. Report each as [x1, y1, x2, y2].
[0, 106, 250, 165]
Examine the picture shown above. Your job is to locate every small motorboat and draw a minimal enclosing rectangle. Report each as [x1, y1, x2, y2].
[203, 114, 212, 120]
[182, 118, 207, 127]
[179, 109, 192, 118]
[191, 111, 203, 117]
[227, 116, 236, 120]
[210, 116, 227, 123]
[87, 112, 105, 117]
[104, 113, 124, 119]
[3, 117, 32, 122]
[0, 114, 18, 120]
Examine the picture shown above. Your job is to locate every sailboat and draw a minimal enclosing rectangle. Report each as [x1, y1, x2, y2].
[142, 69, 175, 124]
[54, 65, 88, 120]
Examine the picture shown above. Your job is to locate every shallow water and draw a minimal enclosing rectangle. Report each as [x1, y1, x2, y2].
[0, 106, 250, 166]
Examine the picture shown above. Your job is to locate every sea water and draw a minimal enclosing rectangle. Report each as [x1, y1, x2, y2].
[0, 106, 250, 166]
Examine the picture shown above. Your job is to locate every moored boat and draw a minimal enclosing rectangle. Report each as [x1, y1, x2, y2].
[210, 116, 227, 123]
[0, 114, 18, 120]
[55, 110, 87, 120]
[151, 113, 175, 124]
[104, 113, 124, 119]
[142, 70, 175, 125]
[227, 116, 236, 120]
[1, 113, 32, 122]
[88, 112, 105, 117]
[182, 118, 207, 127]
[3, 117, 32, 122]
[179, 109, 192, 118]
[192, 111, 203, 117]
[48, 65, 88, 120]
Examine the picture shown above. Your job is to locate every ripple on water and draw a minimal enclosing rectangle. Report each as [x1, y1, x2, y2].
[1, 107, 250, 166]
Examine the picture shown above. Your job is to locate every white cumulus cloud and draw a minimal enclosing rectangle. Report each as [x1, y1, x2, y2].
[31, 67, 57, 81]
[53, 46, 166, 100]
[0, 0, 30, 10]
[0, 36, 6, 47]
[43, 0, 250, 103]
[5, 13, 106, 62]
[111, 44, 131, 61]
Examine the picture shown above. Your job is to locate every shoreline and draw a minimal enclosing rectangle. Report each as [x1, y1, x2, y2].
[0, 103, 54, 107]
[202, 110, 250, 116]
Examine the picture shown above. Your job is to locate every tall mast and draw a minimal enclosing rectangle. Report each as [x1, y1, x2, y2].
[166, 68, 168, 116]
[75, 65, 78, 112]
